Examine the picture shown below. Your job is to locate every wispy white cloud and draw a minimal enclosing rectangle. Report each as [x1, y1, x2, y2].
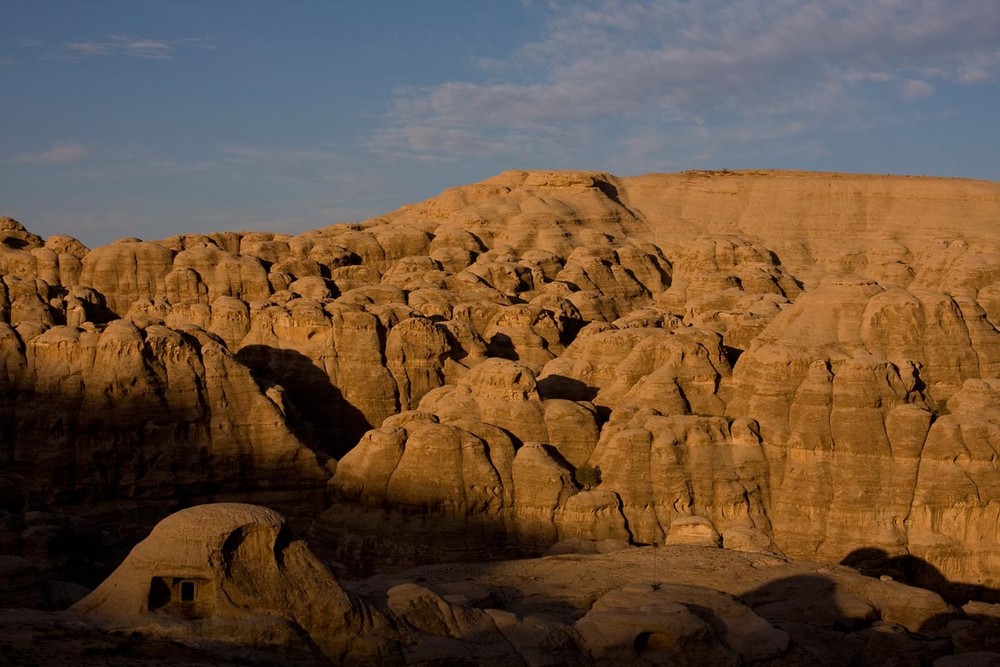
[376, 0, 1000, 162]
[9, 38, 45, 49]
[220, 144, 345, 168]
[218, 144, 369, 184]
[69, 142, 364, 185]
[899, 79, 935, 101]
[10, 35, 216, 62]
[121, 38, 172, 60]
[11, 141, 90, 165]
[369, 125, 540, 161]
[959, 67, 992, 84]
[65, 37, 172, 60]
[65, 40, 111, 57]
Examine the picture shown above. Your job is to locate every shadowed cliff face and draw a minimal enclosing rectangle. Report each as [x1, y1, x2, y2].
[0, 321, 329, 506]
[0, 171, 999, 603]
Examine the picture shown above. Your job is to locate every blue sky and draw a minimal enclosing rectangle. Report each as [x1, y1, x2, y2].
[2, 0, 998, 247]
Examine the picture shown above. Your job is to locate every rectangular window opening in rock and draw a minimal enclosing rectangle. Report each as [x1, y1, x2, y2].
[179, 580, 196, 602]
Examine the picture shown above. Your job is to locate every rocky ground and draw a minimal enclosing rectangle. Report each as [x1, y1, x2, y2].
[1, 169, 999, 663]
[8, 503, 1000, 666]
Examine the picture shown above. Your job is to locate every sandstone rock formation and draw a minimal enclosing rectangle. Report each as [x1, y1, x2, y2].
[73, 503, 399, 663]
[1, 169, 1000, 658]
[42, 502, 996, 665]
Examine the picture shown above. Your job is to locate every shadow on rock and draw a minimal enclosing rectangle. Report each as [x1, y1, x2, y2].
[236, 344, 371, 458]
[536, 374, 599, 401]
[842, 548, 1000, 606]
[739, 574, 880, 666]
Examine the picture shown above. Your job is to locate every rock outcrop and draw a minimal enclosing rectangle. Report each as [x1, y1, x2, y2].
[58, 502, 989, 666]
[73, 503, 398, 663]
[1, 169, 1000, 622]
[5, 320, 327, 505]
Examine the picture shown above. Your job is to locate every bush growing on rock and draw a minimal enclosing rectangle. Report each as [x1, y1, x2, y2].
[574, 463, 602, 490]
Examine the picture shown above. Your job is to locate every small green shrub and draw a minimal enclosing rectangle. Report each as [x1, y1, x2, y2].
[928, 399, 950, 417]
[574, 463, 602, 490]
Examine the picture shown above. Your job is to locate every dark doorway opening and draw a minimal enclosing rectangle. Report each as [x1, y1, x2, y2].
[179, 580, 195, 602]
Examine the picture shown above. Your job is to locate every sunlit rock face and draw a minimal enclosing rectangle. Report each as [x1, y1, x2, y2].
[1, 169, 1000, 605]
